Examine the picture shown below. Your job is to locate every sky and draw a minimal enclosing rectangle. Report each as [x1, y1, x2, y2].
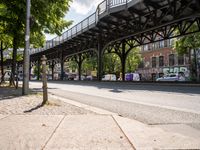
[46, 0, 103, 40]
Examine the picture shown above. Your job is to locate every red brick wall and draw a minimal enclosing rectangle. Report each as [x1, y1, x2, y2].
[138, 47, 189, 81]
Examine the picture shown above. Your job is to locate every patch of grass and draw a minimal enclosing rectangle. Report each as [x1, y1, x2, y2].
[36, 92, 43, 96]
[45, 100, 61, 107]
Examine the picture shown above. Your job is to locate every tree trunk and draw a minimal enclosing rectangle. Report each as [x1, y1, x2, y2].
[10, 35, 18, 86]
[0, 42, 4, 82]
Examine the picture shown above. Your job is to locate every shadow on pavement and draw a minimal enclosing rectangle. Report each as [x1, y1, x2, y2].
[0, 87, 22, 101]
[24, 104, 43, 113]
[0, 87, 43, 101]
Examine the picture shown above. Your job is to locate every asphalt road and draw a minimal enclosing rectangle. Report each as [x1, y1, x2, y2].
[30, 81, 200, 127]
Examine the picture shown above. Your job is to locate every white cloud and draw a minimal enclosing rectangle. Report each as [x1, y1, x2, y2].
[70, 0, 103, 15]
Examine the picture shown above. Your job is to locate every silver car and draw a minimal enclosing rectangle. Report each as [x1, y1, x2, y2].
[156, 73, 185, 82]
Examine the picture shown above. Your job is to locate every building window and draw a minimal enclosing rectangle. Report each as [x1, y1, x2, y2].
[178, 55, 184, 65]
[152, 57, 156, 68]
[169, 39, 174, 46]
[159, 40, 164, 48]
[159, 56, 164, 67]
[154, 42, 159, 49]
[143, 45, 148, 51]
[164, 40, 168, 47]
[169, 54, 175, 66]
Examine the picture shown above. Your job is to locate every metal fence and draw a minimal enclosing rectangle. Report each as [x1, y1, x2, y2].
[30, 0, 132, 55]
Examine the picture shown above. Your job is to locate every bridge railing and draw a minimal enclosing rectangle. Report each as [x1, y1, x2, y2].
[30, 0, 132, 55]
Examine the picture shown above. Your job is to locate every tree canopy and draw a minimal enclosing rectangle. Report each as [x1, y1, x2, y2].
[174, 23, 200, 81]
[0, 0, 72, 47]
[0, 0, 72, 85]
[126, 47, 141, 73]
[174, 24, 200, 55]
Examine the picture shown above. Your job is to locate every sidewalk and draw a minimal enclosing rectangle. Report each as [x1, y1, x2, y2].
[0, 87, 200, 149]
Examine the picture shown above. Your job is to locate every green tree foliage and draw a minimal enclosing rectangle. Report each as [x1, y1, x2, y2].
[0, 30, 12, 82]
[174, 23, 200, 80]
[103, 53, 121, 74]
[126, 47, 141, 73]
[103, 46, 141, 75]
[66, 60, 77, 73]
[33, 65, 42, 77]
[82, 57, 97, 75]
[8, 51, 23, 62]
[0, 0, 72, 84]
[175, 33, 200, 55]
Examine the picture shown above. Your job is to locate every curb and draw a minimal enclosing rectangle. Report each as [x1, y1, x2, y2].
[49, 93, 117, 115]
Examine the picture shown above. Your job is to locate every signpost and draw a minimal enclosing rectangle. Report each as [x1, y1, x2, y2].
[41, 55, 48, 105]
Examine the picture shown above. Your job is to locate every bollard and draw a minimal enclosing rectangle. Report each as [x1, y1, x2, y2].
[41, 55, 48, 105]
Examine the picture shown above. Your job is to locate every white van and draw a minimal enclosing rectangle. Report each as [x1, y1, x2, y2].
[4, 71, 11, 81]
[102, 74, 116, 81]
[132, 73, 140, 81]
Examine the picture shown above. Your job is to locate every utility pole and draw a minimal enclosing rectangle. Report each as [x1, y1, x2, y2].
[22, 0, 31, 95]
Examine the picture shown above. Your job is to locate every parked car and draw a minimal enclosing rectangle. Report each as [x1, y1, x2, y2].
[156, 72, 185, 81]
[84, 75, 93, 81]
[102, 74, 116, 81]
[66, 73, 76, 80]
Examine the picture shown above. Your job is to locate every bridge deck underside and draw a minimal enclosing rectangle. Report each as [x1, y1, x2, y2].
[30, 0, 200, 62]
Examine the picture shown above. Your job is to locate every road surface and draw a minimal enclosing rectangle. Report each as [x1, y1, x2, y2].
[30, 81, 200, 128]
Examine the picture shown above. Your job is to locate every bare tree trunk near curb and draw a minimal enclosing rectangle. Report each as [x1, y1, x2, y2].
[41, 55, 48, 105]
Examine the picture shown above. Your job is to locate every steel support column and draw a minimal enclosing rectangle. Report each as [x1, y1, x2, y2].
[78, 54, 82, 81]
[37, 59, 40, 80]
[60, 52, 64, 81]
[51, 60, 54, 80]
[121, 41, 126, 81]
[97, 35, 103, 81]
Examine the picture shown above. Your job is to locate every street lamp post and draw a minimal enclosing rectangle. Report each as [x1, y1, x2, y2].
[22, 0, 31, 95]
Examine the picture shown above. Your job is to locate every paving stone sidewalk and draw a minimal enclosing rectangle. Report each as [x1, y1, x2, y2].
[1, 87, 200, 150]
[0, 87, 96, 115]
[0, 87, 134, 150]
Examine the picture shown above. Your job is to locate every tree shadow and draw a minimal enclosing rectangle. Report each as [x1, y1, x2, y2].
[23, 103, 43, 113]
[0, 87, 43, 101]
[0, 87, 22, 101]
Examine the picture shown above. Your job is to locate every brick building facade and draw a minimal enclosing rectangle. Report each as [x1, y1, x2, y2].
[137, 39, 190, 81]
